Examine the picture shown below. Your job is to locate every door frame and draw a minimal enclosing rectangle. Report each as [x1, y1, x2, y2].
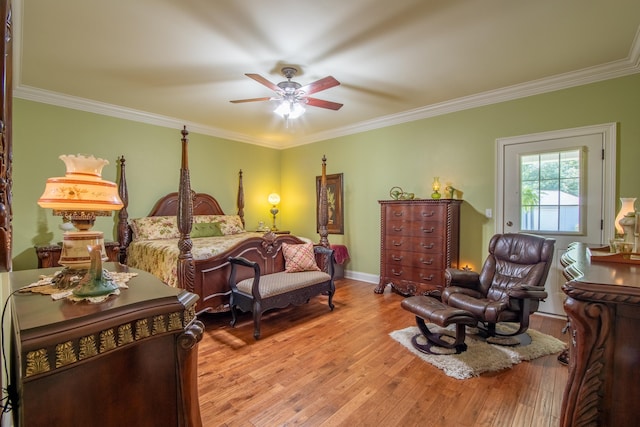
[495, 123, 617, 241]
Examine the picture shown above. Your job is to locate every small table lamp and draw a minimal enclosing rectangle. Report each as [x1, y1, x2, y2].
[268, 193, 280, 231]
[431, 177, 441, 199]
[38, 154, 123, 297]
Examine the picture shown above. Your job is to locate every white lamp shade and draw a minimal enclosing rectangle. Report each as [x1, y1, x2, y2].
[268, 193, 281, 205]
[615, 197, 637, 235]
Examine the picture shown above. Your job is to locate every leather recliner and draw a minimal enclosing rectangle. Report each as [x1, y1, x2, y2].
[442, 233, 555, 338]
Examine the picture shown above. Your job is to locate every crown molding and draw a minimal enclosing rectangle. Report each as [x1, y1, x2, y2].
[12, 0, 640, 151]
[291, 30, 640, 147]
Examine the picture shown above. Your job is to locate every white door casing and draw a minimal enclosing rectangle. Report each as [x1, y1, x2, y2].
[496, 123, 617, 316]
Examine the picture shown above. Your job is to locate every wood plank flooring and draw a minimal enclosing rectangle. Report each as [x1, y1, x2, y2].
[197, 278, 568, 427]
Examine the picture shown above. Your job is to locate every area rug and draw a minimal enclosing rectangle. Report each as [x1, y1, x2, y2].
[389, 324, 567, 380]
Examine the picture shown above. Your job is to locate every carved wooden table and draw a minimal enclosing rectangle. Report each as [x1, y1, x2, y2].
[10, 263, 204, 427]
[560, 242, 640, 427]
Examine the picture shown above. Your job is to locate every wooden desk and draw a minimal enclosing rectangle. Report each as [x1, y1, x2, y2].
[10, 264, 204, 427]
[560, 243, 640, 427]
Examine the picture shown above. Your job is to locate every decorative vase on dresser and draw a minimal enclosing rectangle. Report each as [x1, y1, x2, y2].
[376, 199, 461, 297]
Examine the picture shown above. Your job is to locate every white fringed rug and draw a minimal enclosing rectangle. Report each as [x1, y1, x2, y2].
[389, 324, 567, 380]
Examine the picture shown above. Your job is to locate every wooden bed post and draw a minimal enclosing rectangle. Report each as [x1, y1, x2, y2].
[116, 155, 129, 264]
[237, 169, 245, 228]
[177, 126, 195, 293]
[318, 155, 330, 247]
[0, 0, 12, 272]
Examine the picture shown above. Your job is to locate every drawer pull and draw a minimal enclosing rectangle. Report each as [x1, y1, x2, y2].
[422, 227, 435, 234]
[392, 240, 403, 247]
[393, 211, 404, 217]
[420, 273, 434, 281]
[391, 269, 403, 276]
[420, 258, 434, 265]
[420, 243, 434, 249]
[393, 226, 403, 232]
[392, 255, 404, 261]
[421, 211, 436, 217]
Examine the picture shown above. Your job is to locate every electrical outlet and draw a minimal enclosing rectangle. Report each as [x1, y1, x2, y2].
[485, 208, 492, 218]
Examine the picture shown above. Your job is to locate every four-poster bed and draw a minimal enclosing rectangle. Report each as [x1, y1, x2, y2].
[116, 126, 331, 314]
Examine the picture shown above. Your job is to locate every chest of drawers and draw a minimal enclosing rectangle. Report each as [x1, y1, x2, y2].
[376, 199, 461, 297]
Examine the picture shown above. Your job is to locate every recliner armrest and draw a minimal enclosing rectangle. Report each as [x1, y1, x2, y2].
[445, 268, 481, 289]
[508, 285, 548, 300]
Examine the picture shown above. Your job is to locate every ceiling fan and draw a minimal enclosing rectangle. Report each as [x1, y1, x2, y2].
[230, 67, 343, 118]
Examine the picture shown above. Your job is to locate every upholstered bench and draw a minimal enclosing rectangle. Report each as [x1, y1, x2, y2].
[228, 243, 335, 339]
[401, 295, 477, 354]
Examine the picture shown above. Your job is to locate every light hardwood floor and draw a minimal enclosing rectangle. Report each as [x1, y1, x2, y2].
[197, 278, 569, 427]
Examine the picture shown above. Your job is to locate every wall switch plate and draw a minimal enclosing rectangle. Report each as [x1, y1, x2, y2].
[485, 208, 492, 218]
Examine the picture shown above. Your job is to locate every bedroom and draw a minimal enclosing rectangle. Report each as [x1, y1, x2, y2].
[2, 1, 640, 425]
[7, 1, 640, 277]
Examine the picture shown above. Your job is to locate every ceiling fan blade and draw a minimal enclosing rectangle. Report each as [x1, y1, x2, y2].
[245, 73, 281, 92]
[305, 97, 343, 110]
[298, 76, 340, 96]
[229, 97, 273, 104]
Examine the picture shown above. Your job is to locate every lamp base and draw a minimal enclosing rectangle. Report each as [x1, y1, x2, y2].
[51, 267, 88, 290]
[72, 244, 119, 297]
[72, 269, 119, 297]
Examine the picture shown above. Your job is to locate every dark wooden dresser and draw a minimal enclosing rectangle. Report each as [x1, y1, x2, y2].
[9, 264, 204, 427]
[376, 199, 461, 296]
[560, 242, 640, 427]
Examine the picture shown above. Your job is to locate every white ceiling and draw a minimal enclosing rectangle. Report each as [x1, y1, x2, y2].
[14, 0, 640, 149]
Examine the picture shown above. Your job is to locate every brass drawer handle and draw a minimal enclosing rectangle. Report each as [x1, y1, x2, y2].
[393, 211, 404, 217]
[420, 242, 434, 249]
[420, 258, 433, 265]
[391, 269, 403, 276]
[392, 255, 403, 261]
[422, 227, 435, 233]
[420, 273, 434, 281]
[393, 226, 403, 232]
[421, 211, 435, 217]
[392, 240, 403, 247]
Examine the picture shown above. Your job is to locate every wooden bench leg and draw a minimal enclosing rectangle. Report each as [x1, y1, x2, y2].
[412, 317, 468, 354]
[230, 301, 238, 327]
[253, 301, 262, 340]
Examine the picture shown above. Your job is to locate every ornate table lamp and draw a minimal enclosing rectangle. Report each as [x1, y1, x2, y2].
[268, 193, 280, 231]
[38, 154, 123, 297]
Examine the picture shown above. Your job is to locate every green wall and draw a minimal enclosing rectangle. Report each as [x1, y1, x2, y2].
[12, 101, 281, 270]
[12, 73, 640, 276]
[281, 73, 640, 276]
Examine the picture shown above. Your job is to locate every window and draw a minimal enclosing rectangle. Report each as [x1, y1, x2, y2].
[520, 149, 581, 233]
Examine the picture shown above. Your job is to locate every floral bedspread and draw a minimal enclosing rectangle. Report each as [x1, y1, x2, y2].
[127, 232, 264, 287]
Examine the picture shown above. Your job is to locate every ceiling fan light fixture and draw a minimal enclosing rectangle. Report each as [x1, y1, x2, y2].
[274, 100, 305, 119]
[231, 66, 341, 119]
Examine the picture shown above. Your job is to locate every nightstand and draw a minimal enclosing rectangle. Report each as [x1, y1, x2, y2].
[35, 241, 120, 268]
[9, 264, 204, 426]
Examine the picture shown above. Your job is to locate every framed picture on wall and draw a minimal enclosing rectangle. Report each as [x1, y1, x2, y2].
[316, 173, 344, 235]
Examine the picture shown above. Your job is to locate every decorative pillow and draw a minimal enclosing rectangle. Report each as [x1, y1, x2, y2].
[190, 222, 223, 238]
[130, 216, 180, 241]
[282, 242, 320, 273]
[193, 215, 244, 235]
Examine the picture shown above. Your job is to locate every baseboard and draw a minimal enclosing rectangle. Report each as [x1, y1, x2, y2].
[342, 270, 379, 284]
